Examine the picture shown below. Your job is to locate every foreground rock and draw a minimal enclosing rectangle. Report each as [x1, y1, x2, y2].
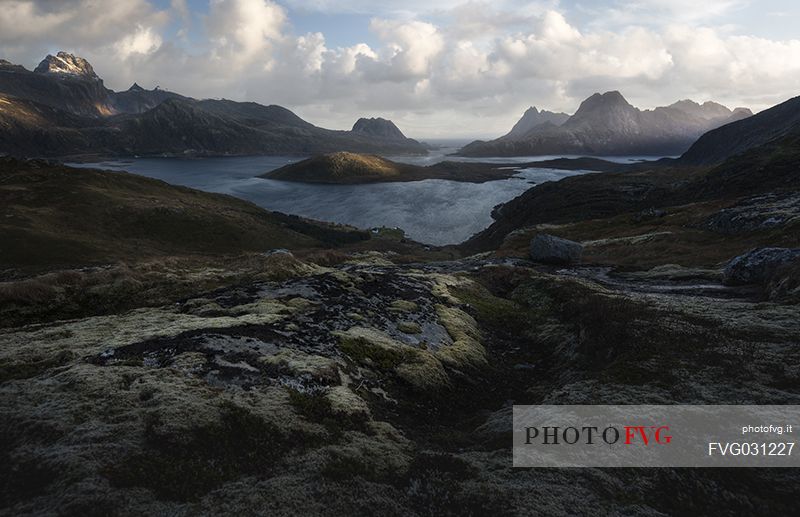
[529, 234, 583, 265]
[723, 247, 800, 285]
[3, 254, 800, 515]
[706, 192, 800, 235]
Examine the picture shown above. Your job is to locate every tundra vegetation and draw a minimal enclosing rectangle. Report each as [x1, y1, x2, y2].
[2, 151, 799, 514]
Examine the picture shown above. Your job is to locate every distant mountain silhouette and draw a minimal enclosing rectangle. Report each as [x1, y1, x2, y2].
[0, 52, 426, 158]
[458, 91, 752, 157]
[503, 107, 569, 139]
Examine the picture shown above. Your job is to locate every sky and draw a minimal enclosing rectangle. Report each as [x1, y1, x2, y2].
[1, 0, 799, 138]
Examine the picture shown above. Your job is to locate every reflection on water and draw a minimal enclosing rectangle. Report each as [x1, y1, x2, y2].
[69, 152, 618, 245]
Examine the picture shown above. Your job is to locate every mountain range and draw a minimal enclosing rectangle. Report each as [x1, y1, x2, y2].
[0, 52, 426, 159]
[458, 91, 752, 157]
[464, 93, 800, 251]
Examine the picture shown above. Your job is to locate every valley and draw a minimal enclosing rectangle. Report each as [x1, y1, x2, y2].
[1, 36, 798, 517]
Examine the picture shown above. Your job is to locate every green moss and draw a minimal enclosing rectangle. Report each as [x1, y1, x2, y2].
[335, 327, 451, 391]
[434, 305, 486, 369]
[338, 330, 412, 369]
[388, 299, 419, 313]
[0, 350, 73, 383]
[395, 353, 451, 391]
[451, 283, 535, 334]
[397, 321, 422, 334]
[287, 388, 335, 420]
[320, 450, 379, 481]
[287, 388, 370, 436]
[108, 402, 308, 502]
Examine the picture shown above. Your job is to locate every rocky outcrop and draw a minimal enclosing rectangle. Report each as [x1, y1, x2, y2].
[34, 52, 99, 79]
[0, 52, 112, 117]
[722, 247, 800, 286]
[529, 234, 583, 265]
[459, 91, 752, 157]
[706, 193, 800, 235]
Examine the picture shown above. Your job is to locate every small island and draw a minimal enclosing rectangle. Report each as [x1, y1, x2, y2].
[260, 152, 523, 184]
[261, 152, 628, 185]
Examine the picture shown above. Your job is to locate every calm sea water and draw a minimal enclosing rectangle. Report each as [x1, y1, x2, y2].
[70, 150, 657, 245]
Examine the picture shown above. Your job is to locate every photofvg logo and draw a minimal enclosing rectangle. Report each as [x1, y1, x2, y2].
[524, 424, 672, 446]
[513, 405, 800, 467]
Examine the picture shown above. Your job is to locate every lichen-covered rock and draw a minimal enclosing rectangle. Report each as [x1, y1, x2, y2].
[706, 192, 800, 235]
[722, 247, 800, 285]
[529, 234, 583, 265]
[5, 257, 800, 516]
[334, 326, 451, 391]
[434, 304, 486, 369]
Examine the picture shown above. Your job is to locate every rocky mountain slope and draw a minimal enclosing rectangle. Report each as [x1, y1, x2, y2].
[0, 53, 427, 158]
[463, 95, 799, 252]
[459, 91, 751, 157]
[502, 106, 570, 139]
[679, 94, 800, 165]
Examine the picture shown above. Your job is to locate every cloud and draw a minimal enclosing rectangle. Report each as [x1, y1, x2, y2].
[0, 0, 168, 45]
[365, 19, 444, 80]
[591, 0, 749, 26]
[206, 0, 287, 68]
[114, 25, 163, 58]
[1, 0, 799, 137]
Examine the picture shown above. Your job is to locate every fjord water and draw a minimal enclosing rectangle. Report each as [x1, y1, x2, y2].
[70, 150, 644, 245]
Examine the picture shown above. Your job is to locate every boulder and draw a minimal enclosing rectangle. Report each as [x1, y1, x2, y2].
[529, 234, 583, 265]
[722, 247, 800, 286]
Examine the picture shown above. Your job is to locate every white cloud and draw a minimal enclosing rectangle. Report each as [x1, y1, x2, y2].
[0, 0, 168, 71]
[114, 25, 163, 58]
[368, 19, 444, 79]
[206, 0, 287, 68]
[1, 0, 799, 137]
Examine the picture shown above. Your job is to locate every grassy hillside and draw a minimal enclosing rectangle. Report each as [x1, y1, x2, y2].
[465, 130, 800, 254]
[0, 157, 368, 270]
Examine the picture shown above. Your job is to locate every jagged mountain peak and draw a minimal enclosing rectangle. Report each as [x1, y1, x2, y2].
[574, 91, 635, 116]
[34, 52, 98, 79]
[128, 83, 146, 92]
[670, 99, 701, 110]
[505, 106, 569, 139]
[668, 99, 734, 120]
